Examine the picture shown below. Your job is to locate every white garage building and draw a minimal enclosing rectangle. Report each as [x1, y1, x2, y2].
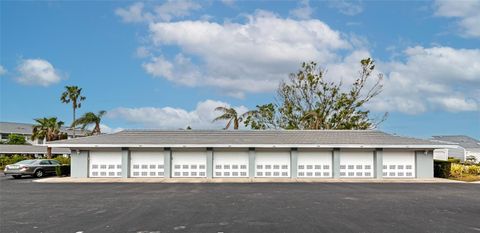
[48, 130, 450, 179]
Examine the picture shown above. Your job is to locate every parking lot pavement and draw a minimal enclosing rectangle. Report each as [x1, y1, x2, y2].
[1, 174, 480, 233]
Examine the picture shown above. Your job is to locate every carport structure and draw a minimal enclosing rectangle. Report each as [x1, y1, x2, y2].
[48, 130, 451, 179]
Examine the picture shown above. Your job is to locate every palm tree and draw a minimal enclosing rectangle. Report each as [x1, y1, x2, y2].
[213, 106, 254, 130]
[60, 86, 86, 138]
[73, 110, 106, 135]
[31, 117, 67, 158]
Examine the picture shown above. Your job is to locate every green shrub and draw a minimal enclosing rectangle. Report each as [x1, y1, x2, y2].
[53, 156, 70, 165]
[434, 160, 451, 178]
[6, 134, 27, 145]
[0, 154, 32, 169]
[450, 163, 480, 177]
[55, 165, 71, 177]
[466, 165, 480, 175]
[450, 163, 464, 177]
[447, 157, 461, 163]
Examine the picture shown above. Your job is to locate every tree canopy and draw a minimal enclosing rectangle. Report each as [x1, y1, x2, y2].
[60, 85, 86, 138]
[31, 117, 67, 158]
[6, 134, 27, 145]
[73, 110, 106, 135]
[244, 58, 387, 130]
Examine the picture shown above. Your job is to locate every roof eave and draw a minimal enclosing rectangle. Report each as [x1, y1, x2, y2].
[47, 143, 457, 149]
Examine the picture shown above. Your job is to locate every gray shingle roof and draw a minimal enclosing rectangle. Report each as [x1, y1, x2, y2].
[0, 145, 70, 154]
[0, 122, 88, 136]
[48, 130, 448, 148]
[431, 135, 480, 149]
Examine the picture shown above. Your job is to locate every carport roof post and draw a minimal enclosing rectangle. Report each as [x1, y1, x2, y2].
[47, 130, 454, 150]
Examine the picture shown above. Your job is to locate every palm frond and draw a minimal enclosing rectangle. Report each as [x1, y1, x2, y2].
[212, 114, 232, 122]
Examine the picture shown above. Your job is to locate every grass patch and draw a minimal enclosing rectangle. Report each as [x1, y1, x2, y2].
[449, 175, 480, 182]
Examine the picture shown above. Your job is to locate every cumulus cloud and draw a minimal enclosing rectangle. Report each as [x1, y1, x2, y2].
[289, 0, 313, 20]
[108, 99, 249, 129]
[0, 65, 6, 76]
[143, 10, 350, 96]
[119, 4, 478, 114]
[300, 46, 480, 114]
[115, 0, 201, 23]
[434, 0, 480, 38]
[15, 59, 63, 86]
[143, 54, 202, 87]
[368, 46, 480, 113]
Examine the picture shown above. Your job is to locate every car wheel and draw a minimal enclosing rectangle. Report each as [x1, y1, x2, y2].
[34, 170, 44, 178]
[12, 175, 22, 179]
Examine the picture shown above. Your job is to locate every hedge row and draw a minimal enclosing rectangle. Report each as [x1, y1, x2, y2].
[0, 155, 70, 169]
[55, 165, 71, 177]
[450, 163, 480, 177]
[434, 160, 480, 178]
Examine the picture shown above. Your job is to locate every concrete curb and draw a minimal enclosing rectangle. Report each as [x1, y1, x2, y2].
[33, 177, 469, 184]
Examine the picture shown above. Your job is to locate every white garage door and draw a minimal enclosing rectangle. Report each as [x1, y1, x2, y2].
[130, 151, 164, 177]
[340, 151, 374, 178]
[297, 150, 332, 178]
[255, 150, 290, 178]
[89, 151, 122, 177]
[383, 151, 415, 178]
[214, 150, 249, 178]
[172, 150, 207, 177]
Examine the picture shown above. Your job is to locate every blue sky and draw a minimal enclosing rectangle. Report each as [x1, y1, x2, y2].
[0, 0, 479, 139]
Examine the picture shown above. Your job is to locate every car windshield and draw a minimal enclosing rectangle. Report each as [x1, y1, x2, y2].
[16, 160, 36, 165]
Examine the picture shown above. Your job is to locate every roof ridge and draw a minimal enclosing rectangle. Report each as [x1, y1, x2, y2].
[121, 129, 380, 132]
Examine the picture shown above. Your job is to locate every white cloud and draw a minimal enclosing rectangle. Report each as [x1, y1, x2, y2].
[328, 0, 363, 16]
[289, 0, 313, 20]
[368, 46, 480, 113]
[108, 99, 249, 129]
[144, 10, 350, 96]
[122, 5, 478, 115]
[301, 46, 479, 114]
[99, 124, 124, 134]
[143, 56, 174, 80]
[434, 0, 480, 38]
[135, 46, 151, 58]
[115, 0, 201, 23]
[115, 2, 153, 23]
[0, 65, 6, 76]
[16, 59, 63, 86]
[155, 0, 201, 21]
[428, 96, 478, 112]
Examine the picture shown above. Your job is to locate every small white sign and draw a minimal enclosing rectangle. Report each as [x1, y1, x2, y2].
[433, 149, 448, 161]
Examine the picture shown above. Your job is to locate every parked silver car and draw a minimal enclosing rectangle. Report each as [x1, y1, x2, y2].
[4, 159, 60, 179]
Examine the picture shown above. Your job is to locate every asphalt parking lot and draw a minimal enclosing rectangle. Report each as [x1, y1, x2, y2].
[1, 175, 479, 233]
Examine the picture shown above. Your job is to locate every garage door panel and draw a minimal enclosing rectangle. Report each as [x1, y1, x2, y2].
[130, 151, 164, 177]
[383, 151, 415, 178]
[255, 150, 290, 178]
[340, 151, 374, 178]
[89, 151, 122, 177]
[172, 151, 207, 177]
[214, 150, 249, 178]
[298, 150, 332, 178]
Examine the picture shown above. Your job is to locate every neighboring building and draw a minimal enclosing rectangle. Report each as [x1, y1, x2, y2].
[432, 135, 480, 162]
[0, 122, 87, 157]
[48, 130, 452, 179]
[0, 122, 87, 145]
[0, 144, 70, 157]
